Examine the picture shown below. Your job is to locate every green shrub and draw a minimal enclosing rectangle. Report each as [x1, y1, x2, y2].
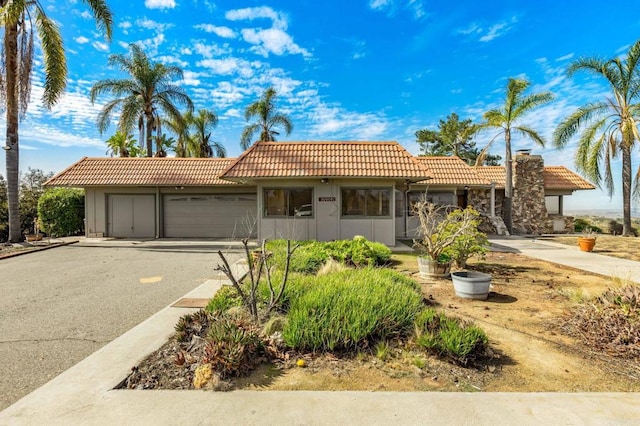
[204, 314, 263, 378]
[323, 236, 392, 267]
[206, 286, 243, 314]
[283, 268, 423, 351]
[37, 188, 84, 237]
[574, 218, 602, 233]
[415, 309, 488, 366]
[266, 240, 328, 274]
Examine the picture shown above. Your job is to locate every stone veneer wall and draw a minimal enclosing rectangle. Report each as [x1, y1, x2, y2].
[512, 154, 552, 234]
[467, 188, 503, 218]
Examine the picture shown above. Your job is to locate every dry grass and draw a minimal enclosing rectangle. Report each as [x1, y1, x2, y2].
[543, 234, 640, 262]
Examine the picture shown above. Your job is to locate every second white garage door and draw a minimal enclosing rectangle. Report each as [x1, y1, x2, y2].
[163, 194, 257, 238]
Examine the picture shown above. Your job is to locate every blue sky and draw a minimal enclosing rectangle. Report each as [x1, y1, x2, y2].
[2, 0, 640, 213]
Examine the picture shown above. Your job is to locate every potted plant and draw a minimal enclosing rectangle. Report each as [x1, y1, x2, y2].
[412, 199, 482, 278]
[577, 227, 597, 252]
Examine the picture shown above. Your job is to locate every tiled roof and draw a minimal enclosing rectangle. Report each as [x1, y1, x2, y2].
[415, 156, 491, 186]
[474, 166, 595, 190]
[474, 166, 506, 187]
[220, 141, 433, 180]
[543, 166, 596, 190]
[45, 157, 237, 187]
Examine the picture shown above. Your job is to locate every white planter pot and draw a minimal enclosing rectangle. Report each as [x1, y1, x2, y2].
[417, 256, 451, 278]
[451, 271, 492, 300]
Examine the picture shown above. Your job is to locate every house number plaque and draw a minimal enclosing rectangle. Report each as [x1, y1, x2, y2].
[318, 196, 336, 202]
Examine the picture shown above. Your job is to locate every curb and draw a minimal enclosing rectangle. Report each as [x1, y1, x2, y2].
[0, 240, 79, 260]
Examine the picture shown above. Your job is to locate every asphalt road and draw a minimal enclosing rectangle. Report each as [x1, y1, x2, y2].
[0, 240, 245, 411]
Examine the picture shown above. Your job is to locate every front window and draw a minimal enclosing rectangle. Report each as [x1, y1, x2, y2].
[263, 188, 313, 217]
[341, 188, 391, 217]
[407, 191, 456, 215]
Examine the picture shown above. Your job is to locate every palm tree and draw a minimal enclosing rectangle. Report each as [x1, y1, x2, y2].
[476, 78, 554, 233]
[90, 43, 193, 157]
[554, 41, 640, 236]
[153, 134, 175, 158]
[105, 131, 138, 157]
[241, 87, 293, 149]
[186, 109, 226, 158]
[164, 113, 190, 157]
[1, 0, 112, 242]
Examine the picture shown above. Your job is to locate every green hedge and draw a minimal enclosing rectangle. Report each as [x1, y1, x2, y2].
[283, 268, 423, 351]
[37, 188, 84, 237]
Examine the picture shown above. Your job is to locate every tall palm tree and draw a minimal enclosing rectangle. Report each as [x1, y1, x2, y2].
[105, 131, 138, 157]
[241, 87, 293, 149]
[1, 0, 112, 242]
[554, 41, 640, 236]
[90, 44, 193, 157]
[186, 109, 226, 158]
[476, 78, 554, 233]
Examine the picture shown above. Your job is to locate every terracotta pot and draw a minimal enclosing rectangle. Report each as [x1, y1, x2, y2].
[577, 237, 596, 252]
[418, 256, 451, 278]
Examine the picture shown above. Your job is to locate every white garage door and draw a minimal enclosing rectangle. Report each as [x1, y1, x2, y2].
[108, 194, 156, 238]
[163, 194, 257, 238]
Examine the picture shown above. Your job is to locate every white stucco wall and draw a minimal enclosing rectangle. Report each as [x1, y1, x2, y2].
[257, 179, 397, 246]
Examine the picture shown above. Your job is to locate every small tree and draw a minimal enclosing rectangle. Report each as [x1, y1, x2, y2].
[37, 188, 84, 237]
[412, 199, 487, 265]
[20, 168, 54, 235]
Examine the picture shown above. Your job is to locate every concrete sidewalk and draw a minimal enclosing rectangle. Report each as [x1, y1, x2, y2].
[489, 236, 640, 284]
[3, 240, 640, 425]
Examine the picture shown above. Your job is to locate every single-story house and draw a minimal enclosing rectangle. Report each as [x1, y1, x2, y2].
[45, 141, 594, 245]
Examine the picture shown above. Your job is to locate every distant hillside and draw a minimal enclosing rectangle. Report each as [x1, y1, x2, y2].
[564, 209, 640, 219]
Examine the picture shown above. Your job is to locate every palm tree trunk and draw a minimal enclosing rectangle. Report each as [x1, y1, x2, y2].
[621, 145, 633, 236]
[504, 128, 513, 234]
[5, 22, 21, 242]
[145, 112, 153, 157]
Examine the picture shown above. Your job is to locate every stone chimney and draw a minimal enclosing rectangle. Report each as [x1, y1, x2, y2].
[512, 152, 551, 234]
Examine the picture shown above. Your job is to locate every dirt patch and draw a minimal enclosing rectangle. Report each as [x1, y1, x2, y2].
[544, 234, 640, 262]
[122, 251, 640, 392]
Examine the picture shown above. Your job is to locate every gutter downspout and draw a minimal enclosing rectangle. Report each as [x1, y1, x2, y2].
[155, 186, 160, 239]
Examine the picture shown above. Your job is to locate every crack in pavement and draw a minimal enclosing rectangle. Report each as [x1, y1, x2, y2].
[0, 337, 110, 344]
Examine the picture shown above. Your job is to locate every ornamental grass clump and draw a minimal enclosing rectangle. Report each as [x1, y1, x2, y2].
[415, 308, 488, 366]
[562, 284, 640, 358]
[282, 268, 423, 351]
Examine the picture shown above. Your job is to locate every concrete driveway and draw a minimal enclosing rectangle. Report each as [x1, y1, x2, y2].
[0, 239, 246, 410]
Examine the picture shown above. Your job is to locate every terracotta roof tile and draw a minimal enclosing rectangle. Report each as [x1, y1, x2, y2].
[220, 141, 433, 180]
[474, 166, 595, 190]
[543, 166, 596, 190]
[45, 157, 237, 187]
[415, 156, 491, 186]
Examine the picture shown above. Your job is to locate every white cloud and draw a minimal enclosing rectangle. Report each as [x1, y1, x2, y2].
[198, 58, 252, 76]
[226, 6, 287, 29]
[144, 0, 176, 10]
[80, 11, 91, 19]
[136, 17, 172, 31]
[458, 23, 481, 35]
[556, 53, 574, 61]
[181, 70, 202, 86]
[451, 88, 463, 94]
[479, 22, 508, 42]
[193, 41, 232, 59]
[241, 27, 311, 58]
[369, 0, 392, 11]
[459, 17, 518, 43]
[119, 21, 132, 29]
[194, 24, 236, 39]
[74, 36, 89, 44]
[92, 41, 109, 52]
[223, 108, 242, 118]
[225, 6, 310, 58]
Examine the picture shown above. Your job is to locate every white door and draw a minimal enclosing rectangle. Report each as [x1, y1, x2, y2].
[108, 195, 155, 238]
[163, 194, 257, 238]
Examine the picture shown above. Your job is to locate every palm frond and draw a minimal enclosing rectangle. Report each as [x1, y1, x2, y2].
[81, 0, 113, 40]
[241, 123, 259, 149]
[513, 125, 547, 147]
[553, 102, 607, 148]
[34, 7, 67, 108]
